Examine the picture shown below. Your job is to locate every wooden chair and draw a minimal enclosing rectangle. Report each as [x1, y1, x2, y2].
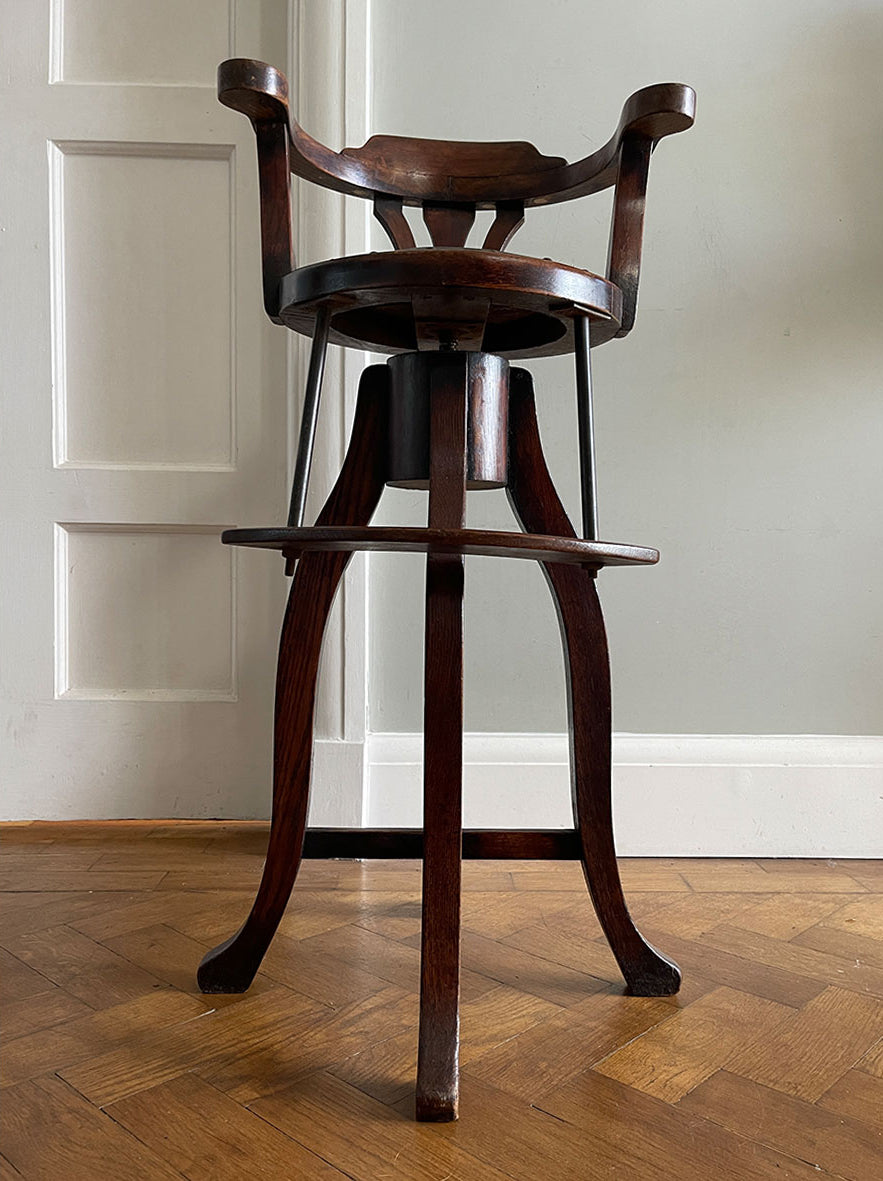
[197, 58, 696, 1121]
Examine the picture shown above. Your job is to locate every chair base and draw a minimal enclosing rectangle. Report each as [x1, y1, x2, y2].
[195, 356, 681, 1119]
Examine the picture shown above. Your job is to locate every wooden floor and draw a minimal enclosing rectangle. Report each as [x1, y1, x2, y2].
[1, 825, 881, 1179]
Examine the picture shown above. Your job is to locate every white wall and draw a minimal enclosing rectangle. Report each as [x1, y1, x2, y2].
[356, 0, 883, 851]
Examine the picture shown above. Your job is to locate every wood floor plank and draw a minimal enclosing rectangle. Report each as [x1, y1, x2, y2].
[0, 869, 166, 892]
[856, 1037, 883, 1079]
[300, 922, 494, 1002]
[701, 923, 883, 998]
[537, 1069, 829, 1181]
[0, 1075, 182, 1180]
[462, 989, 674, 1101]
[1, 923, 171, 1009]
[639, 892, 767, 939]
[106, 1072, 346, 1180]
[58, 986, 326, 1106]
[677, 1069, 883, 1181]
[815, 894, 883, 938]
[727, 985, 883, 1100]
[2, 829, 876, 1179]
[0, 945, 55, 1003]
[817, 1068, 883, 1131]
[728, 893, 849, 939]
[331, 983, 561, 1105]
[0, 890, 143, 941]
[69, 889, 249, 943]
[681, 862, 866, 893]
[593, 985, 795, 1102]
[2, 990, 208, 1088]
[459, 928, 613, 1007]
[201, 986, 418, 1105]
[2, 984, 92, 1040]
[252, 1071, 514, 1181]
[793, 923, 883, 969]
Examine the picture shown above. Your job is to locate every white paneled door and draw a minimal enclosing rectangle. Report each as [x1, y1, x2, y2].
[1, 2, 289, 817]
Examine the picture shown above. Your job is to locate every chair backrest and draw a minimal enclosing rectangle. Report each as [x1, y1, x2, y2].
[218, 58, 695, 332]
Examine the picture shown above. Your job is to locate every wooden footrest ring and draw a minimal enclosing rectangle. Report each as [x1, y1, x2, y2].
[221, 526, 658, 568]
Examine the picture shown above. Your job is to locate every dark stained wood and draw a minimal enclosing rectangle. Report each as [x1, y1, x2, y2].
[203, 56, 696, 1120]
[506, 369, 680, 996]
[387, 351, 509, 487]
[483, 200, 526, 251]
[196, 366, 390, 994]
[253, 122, 294, 321]
[416, 355, 469, 1121]
[301, 829, 582, 859]
[277, 248, 622, 356]
[373, 196, 416, 250]
[422, 202, 476, 247]
[606, 134, 653, 337]
[221, 526, 658, 568]
[218, 59, 694, 209]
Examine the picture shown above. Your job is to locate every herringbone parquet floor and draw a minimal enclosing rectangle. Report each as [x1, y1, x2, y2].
[1, 823, 881, 1179]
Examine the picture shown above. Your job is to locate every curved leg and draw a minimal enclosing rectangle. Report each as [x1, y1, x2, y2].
[198, 366, 390, 993]
[506, 368, 680, 996]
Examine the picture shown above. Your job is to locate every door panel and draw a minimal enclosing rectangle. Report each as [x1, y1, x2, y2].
[1, 1, 289, 817]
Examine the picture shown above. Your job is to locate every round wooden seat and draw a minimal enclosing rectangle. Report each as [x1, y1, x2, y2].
[221, 525, 657, 568]
[278, 248, 622, 357]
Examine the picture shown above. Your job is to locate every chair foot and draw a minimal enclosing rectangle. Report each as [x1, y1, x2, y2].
[197, 934, 257, 994]
[623, 950, 682, 997]
[416, 1090, 459, 1122]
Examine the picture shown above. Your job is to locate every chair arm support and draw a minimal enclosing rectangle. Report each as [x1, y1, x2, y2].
[600, 85, 695, 336]
[219, 59, 294, 321]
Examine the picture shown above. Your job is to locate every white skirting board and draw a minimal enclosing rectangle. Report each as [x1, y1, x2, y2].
[359, 733, 883, 857]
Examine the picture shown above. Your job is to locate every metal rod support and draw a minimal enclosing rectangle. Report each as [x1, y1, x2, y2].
[287, 306, 331, 527]
[574, 314, 598, 540]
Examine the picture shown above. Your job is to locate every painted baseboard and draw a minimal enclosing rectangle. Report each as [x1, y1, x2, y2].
[364, 733, 883, 857]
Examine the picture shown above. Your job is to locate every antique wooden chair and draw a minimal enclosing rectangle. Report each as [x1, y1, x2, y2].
[197, 58, 696, 1121]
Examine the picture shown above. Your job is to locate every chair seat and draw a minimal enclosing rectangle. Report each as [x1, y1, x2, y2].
[277, 248, 623, 357]
[221, 526, 657, 568]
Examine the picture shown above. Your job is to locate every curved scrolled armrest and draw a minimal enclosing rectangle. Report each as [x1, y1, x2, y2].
[218, 58, 289, 123]
[592, 84, 696, 338]
[218, 59, 296, 321]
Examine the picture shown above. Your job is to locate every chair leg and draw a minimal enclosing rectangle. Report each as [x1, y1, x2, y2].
[197, 365, 390, 994]
[506, 368, 680, 996]
[416, 355, 469, 1121]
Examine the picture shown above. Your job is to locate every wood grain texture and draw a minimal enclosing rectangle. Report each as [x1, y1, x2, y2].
[1, 827, 880, 1179]
[506, 367, 680, 997]
[107, 1072, 344, 1180]
[222, 524, 658, 567]
[678, 1070, 883, 1181]
[196, 366, 389, 995]
[0, 1075, 181, 1180]
[594, 985, 795, 1102]
[416, 354, 469, 1121]
[726, 985, 883, 1100]
[219, 58, 694, 208]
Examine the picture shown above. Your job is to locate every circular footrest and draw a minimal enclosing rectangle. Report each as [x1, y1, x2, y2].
[221, 526, 658, 568]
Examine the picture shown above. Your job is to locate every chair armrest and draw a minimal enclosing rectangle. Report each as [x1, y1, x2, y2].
[218, 59, 294, 321]
[601, 85, 695, 337]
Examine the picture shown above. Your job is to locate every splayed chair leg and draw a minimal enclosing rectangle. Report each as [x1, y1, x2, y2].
[506, 367, 680, 996]
[197, 366, 390, 993]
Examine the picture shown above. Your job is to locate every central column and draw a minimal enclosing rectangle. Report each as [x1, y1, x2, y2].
[409, 351, 507, 1121]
